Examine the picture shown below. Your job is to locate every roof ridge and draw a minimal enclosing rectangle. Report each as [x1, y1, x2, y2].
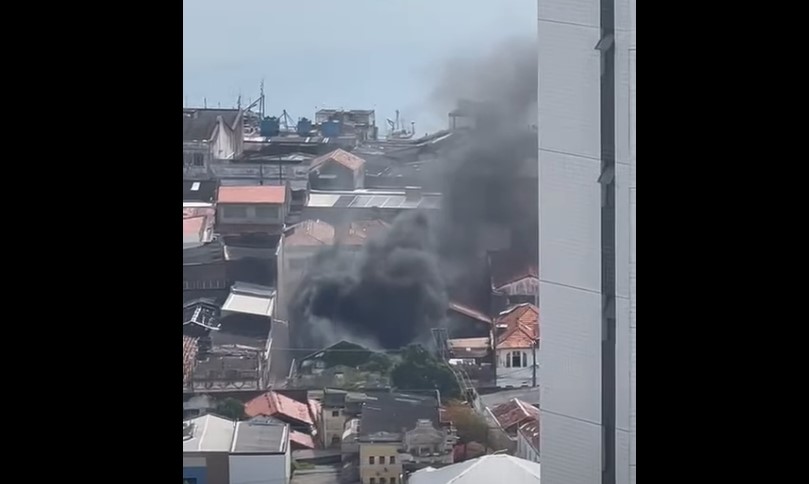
[444, 454, 490, 484]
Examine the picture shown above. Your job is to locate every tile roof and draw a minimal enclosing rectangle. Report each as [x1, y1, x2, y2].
[310, 148, 366, 172]
[338, 219, 391, 245]
[183, 108, 241, 142]
[183, 335, 199, 384]
[245, 391, 315, 426]
[283, 219, 336, 247]
[448, 301, 491, 324]
[495, 304, 539, 349]
[519, 418, 539, 452]
[490, 398, 539, 432]
[218, 185, 287, 204]
[290, 430, 316, 449]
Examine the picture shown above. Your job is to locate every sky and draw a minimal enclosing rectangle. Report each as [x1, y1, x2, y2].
[183, 0, 536, 134]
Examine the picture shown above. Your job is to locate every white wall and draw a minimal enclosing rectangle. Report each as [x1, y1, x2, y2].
[229, 454, 289, 484]
[212, 119, 236, 160]
[496, 348, 536, 388]
[516, 432, 540, 463]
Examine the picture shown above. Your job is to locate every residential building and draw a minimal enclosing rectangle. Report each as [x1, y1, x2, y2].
[289, 342, 392, 390]
[408, 454, 540, 484]
[183, 108, 244, 176]
[489, 398, 539, 436]
[309, 149, 366, 190]
[184, 208, 216, 249]
[184, 180, 219, 204]
[494, 304, 539, 388]
[320, 389, 350, 448]
[183, 414, 291, 484]
[216, 185, 289, 237]
[244, 391, 317, 441]
[516, 419, 540, 463]
[489, 250, 539, 308]
[357, 392, 454, 484]
[537, 0, 636, 483]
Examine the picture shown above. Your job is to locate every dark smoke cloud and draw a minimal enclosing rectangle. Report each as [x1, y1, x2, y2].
[290, 212, 448, 350]
[289, 38, 538, 349]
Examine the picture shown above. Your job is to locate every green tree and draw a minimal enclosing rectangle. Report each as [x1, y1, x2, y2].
[215, 398, 246, 420]
[444, 401, 489, 444]
[391, 345, 461, 399]
[359, 352, 394, 373]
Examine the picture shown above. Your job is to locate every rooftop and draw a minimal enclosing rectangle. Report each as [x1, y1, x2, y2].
[183, 414, 235, 452]
[448, 301, 491, 324]
[245, 391, 315, 427]
[359, 392, 440, 439]
[340, 219, 390, 245]
[183, 180, 218, 203]
[496, 304, 539, 349]
[221, 282, 275, 317]
[310, 148, 366, 173]
[283, 220, 336, 247]
[218, 185, 287, 204]
[409, 454, 540, 484]
[306, 189, 441, 210]
[490, 398, 539, 432]
[183, 108, 241, 142]
[232, 418, 289, 454]
[519, 418, 540, 453]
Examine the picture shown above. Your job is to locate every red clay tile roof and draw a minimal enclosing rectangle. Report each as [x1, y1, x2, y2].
[183, 335, 199, 384]
[218, 186, 287, 204]
[245, 391, 315, 426]
[448, 301, 491, 324]
[310, 148, 366, 172]
[284, 220, 336, 247]
[519, 418, 539, 451]
[490, 398, 539, 432]
[338, 219, 391, 246]
[290, 430, 316, 449]
[489, 250, 539, 289]
[496, 304, 539, 349]
[308, 399, 322, 426]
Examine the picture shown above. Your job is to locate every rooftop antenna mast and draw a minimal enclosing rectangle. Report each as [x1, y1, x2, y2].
[259, 79, 265, 120]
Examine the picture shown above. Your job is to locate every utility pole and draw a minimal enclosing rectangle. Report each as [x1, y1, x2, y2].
[532, 339, 538, 387]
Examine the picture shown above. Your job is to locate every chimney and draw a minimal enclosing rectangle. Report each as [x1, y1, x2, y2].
[405, 186, 422, 202]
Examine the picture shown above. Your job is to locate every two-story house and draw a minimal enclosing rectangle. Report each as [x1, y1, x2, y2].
[183, 108, 244, 177]
[494, 303, 539, 388]
[216, 185, 289, 237]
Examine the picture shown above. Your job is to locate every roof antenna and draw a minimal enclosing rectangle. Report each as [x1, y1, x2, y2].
[204, 97, 207, 109]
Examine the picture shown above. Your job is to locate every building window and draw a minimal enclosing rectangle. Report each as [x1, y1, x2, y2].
[369, 456, 375, 465]
[391, 479, 396, 484]
[222, 205, 248, 219]
[183, 480, 197, 484]
[331, 435, 340, 445]
[332, 410, 340, 417]
[380, 479, 386, 484]
[193, 153, 204, 166]
[511, 351, 522, 368]
[389, 456, 395, 464]
[370, 479, 376, 484]
[379, 456, 385, 464]
[255, 205, 279, 220]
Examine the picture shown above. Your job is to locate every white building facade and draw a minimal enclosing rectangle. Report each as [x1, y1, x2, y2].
[537, 1, 635, 484]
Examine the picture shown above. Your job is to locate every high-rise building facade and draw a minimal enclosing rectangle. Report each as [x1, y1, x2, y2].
[537, 1, 635, 484]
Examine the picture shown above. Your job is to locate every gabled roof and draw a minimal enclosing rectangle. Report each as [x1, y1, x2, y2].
[339, 219, 391, 245]
[218, 185, 287, 204]
[519, 418, 539, 453]
[489, 250, 539, 289]
[448, 301, 491, 324]
[490, 398, 539, 432]
[183, 108, 241, 142]
[245, 391, 315, 426]
[310, 148, 366, 173]
[496, 304, 539, 349]
[283, 219, 335, 247]
[409, 454, 540, 484]
[183, 414, 236, 452]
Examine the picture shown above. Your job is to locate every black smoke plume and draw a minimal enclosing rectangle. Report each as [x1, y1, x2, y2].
[289, 38, 538, 349]
[290, 212, 447, 350]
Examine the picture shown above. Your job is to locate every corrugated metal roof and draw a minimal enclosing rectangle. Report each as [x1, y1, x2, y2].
[222, 282, 275, 317]
[182, 414, 236, 452]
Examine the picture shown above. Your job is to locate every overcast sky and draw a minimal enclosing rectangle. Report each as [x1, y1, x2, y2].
[183, 0, 536, 134]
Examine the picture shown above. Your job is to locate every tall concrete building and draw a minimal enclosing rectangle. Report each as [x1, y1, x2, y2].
[537, 1, 635, 484]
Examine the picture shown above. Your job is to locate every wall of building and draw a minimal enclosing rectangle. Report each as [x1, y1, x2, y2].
[537, 1, 635, 484]
[229, 454, 289, 484]
[359, 443, 401, 484]
[183, 453, 230, 484]
[496, 348, 536, 388]
[218, 204, 286, 226]
[322, 406, 346, 448]
[516, 432, 540, 463]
